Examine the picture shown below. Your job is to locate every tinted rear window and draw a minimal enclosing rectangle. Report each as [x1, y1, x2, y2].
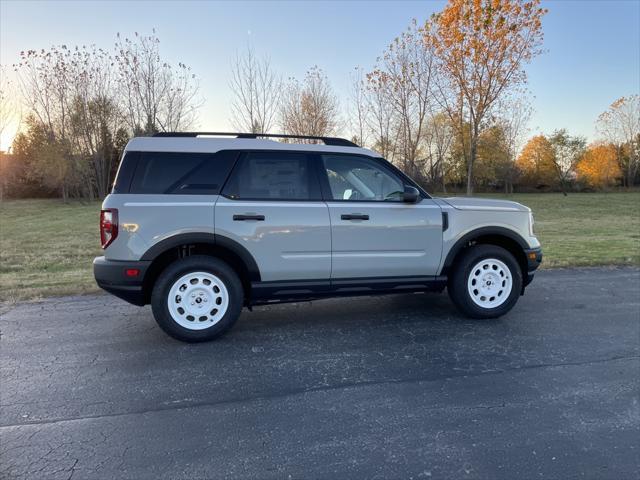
[112, 151, 139, 193]
[123, 151, 237, 195]
[222, 151, 320, 200]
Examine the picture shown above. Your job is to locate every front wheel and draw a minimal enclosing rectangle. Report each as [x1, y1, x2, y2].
[448, 245, 523, 319]
[151, 256, 244, 342]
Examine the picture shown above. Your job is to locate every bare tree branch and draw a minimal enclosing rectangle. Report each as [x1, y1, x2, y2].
[229, 46, 281, 133]
[280, 66, 339, 138]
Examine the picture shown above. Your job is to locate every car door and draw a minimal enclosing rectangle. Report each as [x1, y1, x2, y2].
[215, 150, 331, 282]
[318, 154, 443, 279]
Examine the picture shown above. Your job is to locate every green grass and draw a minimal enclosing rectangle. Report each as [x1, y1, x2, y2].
[1, 193, 639, 303]
[0, 199, 102, 303]
[446, 192, 640, 268]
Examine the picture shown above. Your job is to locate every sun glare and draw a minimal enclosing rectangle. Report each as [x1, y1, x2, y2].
[0, 119, 19, 153]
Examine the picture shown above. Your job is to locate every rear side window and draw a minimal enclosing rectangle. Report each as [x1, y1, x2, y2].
[112, 151, 139, 193]
[222, 151, 320, 200]
[126, 151, 237, 195]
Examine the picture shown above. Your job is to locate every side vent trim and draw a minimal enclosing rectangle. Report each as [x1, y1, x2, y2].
[442, 212, 449, 232]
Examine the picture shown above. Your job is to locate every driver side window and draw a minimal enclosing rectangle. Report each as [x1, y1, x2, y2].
[322, 155, 404, 202]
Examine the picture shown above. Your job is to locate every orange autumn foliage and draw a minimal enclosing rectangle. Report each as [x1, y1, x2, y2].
[516, 135, 556, 186]
[576, 144, 621, 188]
[429, 0, 547, 194]
[435, 0, 546, 75]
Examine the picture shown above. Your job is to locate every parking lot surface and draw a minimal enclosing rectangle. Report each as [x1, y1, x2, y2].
[1, 267, 639, 479]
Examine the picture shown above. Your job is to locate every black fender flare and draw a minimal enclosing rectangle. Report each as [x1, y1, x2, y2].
[442, 226, 529, 273]
[140, 232, 261, 281]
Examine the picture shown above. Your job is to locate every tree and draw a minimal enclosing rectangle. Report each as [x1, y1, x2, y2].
[576, 143, 621, 189]
[548, 129, 586, 195]
[516, 134, 556, 187]
[423, 112, 455, 191]
[367, 19, 437, 177]
[596, 95, 640, 187]
[427, 0, 546, 194]
[476, 123, 511, 189]
[347, 67, 369, 147]
[280, 66, 339, 138]
[15, 44, 125, 198]
[15, 46, 73, 143]
[12, 115, 86, 201]
[229, 46, 281, 133]
[114, 31, 201, 134]
[70, 96, 127, 198]
[15, 46, 93, 199]
[497, 92, 532, 193]
[12, 31, 199, 200]
[364, 70, 395, 159]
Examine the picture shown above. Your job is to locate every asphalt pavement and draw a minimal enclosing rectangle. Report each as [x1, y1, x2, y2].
[1, 267, 639, 479]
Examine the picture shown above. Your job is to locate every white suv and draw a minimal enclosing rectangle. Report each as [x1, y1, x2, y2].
[94, 132, 542, 342]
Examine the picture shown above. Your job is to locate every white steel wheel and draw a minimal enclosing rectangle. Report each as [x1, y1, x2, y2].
[467, 258, 513, 309]
[167, 271, 229, 330]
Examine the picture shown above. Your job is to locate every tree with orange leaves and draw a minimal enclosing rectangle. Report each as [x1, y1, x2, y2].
[576, 143, 621, 189]
[427, 0, 547, 194]
[596, 95, 640, 187]
[516, 135, 556, 187]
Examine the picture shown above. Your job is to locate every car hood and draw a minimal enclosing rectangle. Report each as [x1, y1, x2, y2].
[437, 197, 530, 212]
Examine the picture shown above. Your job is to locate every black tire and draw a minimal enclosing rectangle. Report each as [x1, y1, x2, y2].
[151, 255, 244, 342]
[447, 245, 523, 319]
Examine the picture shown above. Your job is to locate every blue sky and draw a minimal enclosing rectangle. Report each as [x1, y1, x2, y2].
[1, 0, 639, 149]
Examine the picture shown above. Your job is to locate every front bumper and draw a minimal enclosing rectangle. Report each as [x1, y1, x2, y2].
[93, 256, 151, 306]
[523, 247, 543, 287]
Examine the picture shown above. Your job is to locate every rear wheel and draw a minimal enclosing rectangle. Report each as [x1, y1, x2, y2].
[448, 245, 522, 319]
[151, 255, 243, 342]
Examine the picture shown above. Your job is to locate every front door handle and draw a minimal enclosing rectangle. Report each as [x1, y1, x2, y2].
[341, 213, 369, 221]
[233, 214, 265, 221]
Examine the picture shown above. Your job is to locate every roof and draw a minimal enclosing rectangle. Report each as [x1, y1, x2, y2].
[125, 137, 383, 158]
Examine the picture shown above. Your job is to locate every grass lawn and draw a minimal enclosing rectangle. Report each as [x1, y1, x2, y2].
[485, 193, 640, 268]
[1, 193, 639, 303]
[1, 199, 103, 303]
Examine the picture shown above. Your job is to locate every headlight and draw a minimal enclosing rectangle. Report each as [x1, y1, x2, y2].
[528, 211, 535, 236]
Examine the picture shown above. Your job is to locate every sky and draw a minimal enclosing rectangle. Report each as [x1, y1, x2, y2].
[1, 0, 639, 150]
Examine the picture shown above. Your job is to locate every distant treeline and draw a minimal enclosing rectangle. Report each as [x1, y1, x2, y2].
[0, 1, 638, 200]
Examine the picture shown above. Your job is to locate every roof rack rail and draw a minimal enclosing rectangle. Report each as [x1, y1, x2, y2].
[151, 131, 359, 147]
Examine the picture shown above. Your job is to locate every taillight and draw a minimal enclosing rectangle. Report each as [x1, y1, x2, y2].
[100, 209, 118, 249]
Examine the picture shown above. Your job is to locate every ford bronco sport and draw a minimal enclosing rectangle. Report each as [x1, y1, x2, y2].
[94, 132, 542, 342]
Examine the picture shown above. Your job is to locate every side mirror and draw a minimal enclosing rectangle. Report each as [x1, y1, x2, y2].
[402, 186, 420, 203]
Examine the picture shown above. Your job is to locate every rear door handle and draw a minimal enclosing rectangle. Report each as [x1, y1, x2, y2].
[341, 214, 369, 221]
[233, 214, 265, 221]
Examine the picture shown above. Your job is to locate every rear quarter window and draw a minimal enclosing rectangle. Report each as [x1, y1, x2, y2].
[121, 150, 237, 195]
[112, 151, 139, 193]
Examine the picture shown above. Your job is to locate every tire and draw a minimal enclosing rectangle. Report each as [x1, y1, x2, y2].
[448, 245, 523, 319]
[151, 255, 244, 342]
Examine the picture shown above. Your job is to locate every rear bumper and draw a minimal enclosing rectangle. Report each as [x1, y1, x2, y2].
[93, 256, 151, 306]
[523, 247, 543, 287]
